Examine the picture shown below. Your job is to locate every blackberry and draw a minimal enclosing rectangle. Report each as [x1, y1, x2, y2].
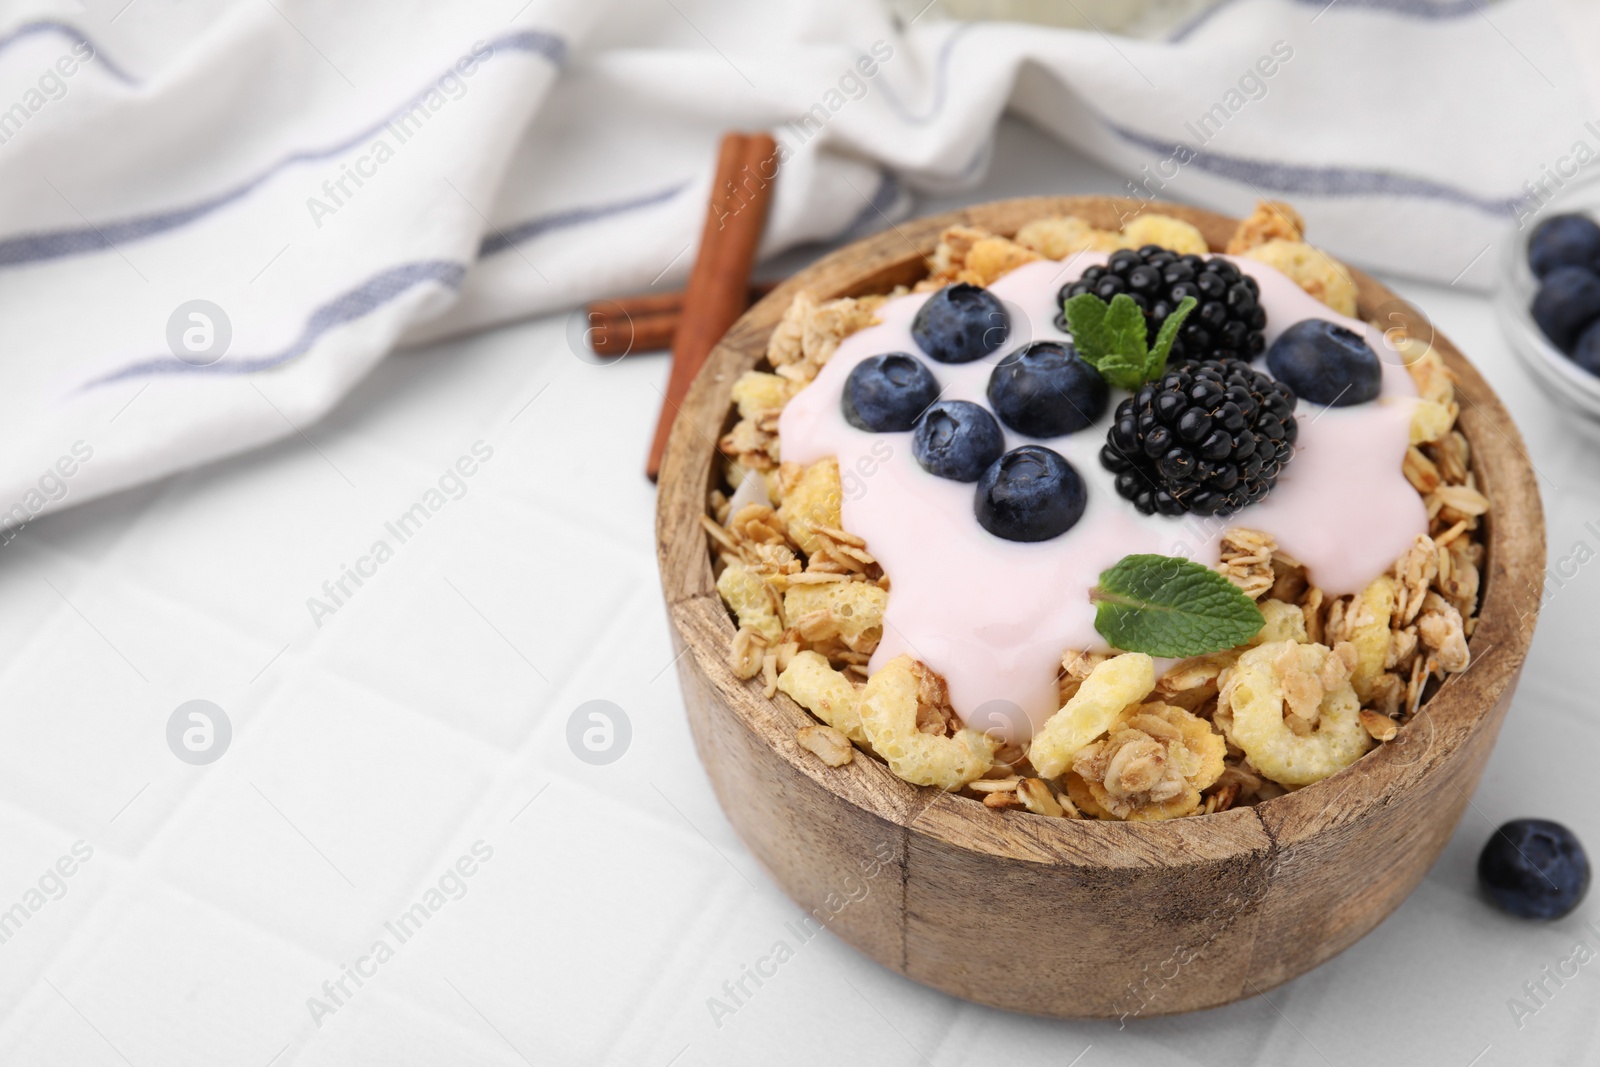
[1100, 359, 1297, 517]
[1060, 245, 1267, 364]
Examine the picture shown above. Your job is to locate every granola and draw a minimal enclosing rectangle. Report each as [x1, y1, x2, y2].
[704, 202, 1487, 821]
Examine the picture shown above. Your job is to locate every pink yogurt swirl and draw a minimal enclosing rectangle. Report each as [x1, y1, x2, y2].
[778, 255, 1425, 743]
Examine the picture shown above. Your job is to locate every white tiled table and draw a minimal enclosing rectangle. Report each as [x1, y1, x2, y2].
[0, 119, 1594, 1066]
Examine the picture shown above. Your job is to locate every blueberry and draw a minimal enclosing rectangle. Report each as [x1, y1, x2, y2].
[911, 284, 1010, 364]
[1478, 819, 1590, 920]
[1532, 266, 1600, 352]
[974, 445, 1086, 542]
[1265, 319, 1380, 407]
[985, 341, 1109, 437]
[1528, 213, 1600, 278]
[912, 400, 1004, 482]
[841, 352, 940, 432]
[1572, 319, 1600, 377]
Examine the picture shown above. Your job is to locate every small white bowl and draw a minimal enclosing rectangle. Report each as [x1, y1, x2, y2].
[1496, 173, 1600, 438]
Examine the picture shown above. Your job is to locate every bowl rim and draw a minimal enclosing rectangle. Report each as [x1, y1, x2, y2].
[657, 195, 1545, 868]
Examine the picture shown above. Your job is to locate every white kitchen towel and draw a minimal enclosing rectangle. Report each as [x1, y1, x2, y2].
[0, 0, 1592, 527]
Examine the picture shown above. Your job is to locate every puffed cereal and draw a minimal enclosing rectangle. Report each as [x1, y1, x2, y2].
[1029, 653, 1156, 779]
[777, 650, 868, 745]
[856, 655, 996, 789]
[1222, 641, 1371, 786]
[1120, 215, 1209, 256]
[1240, 238, 1359, 317]
[777, 458, 841, 558]
[1410, 400, 1455, 445]
[783, 581, 886, 653]
[730, 371, 795, 417]
[1014, 215, 1121, 258]
[1341, 576, 1397, 701]
[1254, 598, 1309, 645]
[715, 564, 781, 642]
[960, 235, 1042, 286]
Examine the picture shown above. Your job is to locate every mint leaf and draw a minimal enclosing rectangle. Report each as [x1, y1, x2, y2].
[1062, 293, 1110, 361]
[1060, 290, 1177, 390]
[1090, 554, 1265, 657]
[1103, 294, 1149, 363]
[1146, 296, 1197, 380]
[1094, 352, 1146, 391]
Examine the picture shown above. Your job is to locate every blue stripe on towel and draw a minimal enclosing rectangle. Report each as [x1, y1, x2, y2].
[85, 179, 695, 388]
[1171, 0, 1482, 42]
[1102, 118, 1523, 217]
[0, 20, 139, 84]
[84, 260, 468, 387]
[480, 181, 690, 257]
[875, 23, 974, 126]
[1293, 0, 1485, 16]
[0, 29, 566, 269]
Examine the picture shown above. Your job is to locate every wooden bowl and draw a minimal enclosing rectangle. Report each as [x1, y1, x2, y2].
[655, 197, 1545, 1018]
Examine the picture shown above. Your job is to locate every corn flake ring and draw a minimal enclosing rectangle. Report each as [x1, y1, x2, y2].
[777, 650, 868, 745]
[1028, 653, 1156, 779]
[857, 655, 995, 790]
[1224, 641, 1371, 787]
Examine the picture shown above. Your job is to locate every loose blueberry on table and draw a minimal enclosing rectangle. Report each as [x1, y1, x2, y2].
[912, 400, 1005, 483]
[975, 444, 1086, 542]
[1478, 819, 1591, 920]
[986, 341, 1109, 437]
[1266, 319, 1383, 407]
[842, 352, 940, 432]
[911, 283, 1010, 364]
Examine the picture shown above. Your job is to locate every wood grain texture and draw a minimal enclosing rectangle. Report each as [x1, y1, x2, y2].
[655, 197, 1545, 1017]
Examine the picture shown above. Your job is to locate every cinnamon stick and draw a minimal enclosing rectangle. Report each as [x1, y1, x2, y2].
[646, 131, 778, 479]
[586, 282, 778, 357]
[586, 304, 679, 356]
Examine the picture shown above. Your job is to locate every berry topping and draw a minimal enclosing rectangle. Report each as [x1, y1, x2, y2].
[1528, 213, 1600, 278]
[1061, 246, 1266, 365]
[1265, 319, 1382, 407]
[1101, 358, 1296, 517]
[911, 283, 1010, 364]
[1478, 819, 1590, 920]
[1532, 265, 1600, 353]
[986, 341, 1109, 437]
[841, 352, 940, 432]
[912, 400, 1005, 482]
[974, 445, 1086, 542]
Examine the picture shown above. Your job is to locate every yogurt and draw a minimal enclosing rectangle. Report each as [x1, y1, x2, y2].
[778, 254, 1426, 743]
